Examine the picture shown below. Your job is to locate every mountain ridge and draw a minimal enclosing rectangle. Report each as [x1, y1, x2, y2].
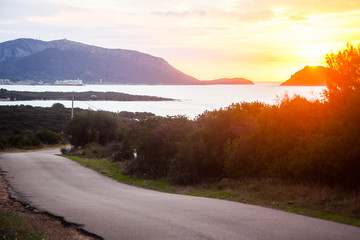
[0, 38, 254, 85]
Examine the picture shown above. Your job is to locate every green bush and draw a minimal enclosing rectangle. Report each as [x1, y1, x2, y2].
[224, 137, 257, 179]
[60, 147, 68, 155]
[65, 111, 122, 147]
[123, 116, 193, 179]
[7, 134, 32, 148]
[35, 130, 60, 144]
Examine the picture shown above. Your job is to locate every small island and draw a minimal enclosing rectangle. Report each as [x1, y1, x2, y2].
[281, 66, 329, 86]
[0, 89, 174, 101]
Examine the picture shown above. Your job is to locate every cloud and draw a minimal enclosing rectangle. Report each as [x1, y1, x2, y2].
[0, 0, 76, 20]
[238, 10, 275, 22]
[151, 11, 190, 17]
[261, 0, 360, 15]
[151, 10, 207, 17]
[289, 15, 308, 21]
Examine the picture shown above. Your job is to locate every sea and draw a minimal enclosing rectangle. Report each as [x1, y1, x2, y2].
[0, 83, 326, 119]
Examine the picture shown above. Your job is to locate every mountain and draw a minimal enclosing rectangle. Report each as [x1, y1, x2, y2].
[0, 38, 201, 84]
[0, 38, 254, 85]
[0, 38, 52, 61]
[281, 66, 329, 86]
[202, 78, 254, 85]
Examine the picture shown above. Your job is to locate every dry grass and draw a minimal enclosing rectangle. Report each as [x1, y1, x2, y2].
[181, 178, 360, 226]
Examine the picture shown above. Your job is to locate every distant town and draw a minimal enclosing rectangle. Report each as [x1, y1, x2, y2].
[0, 79, 12, 84]
[0, 78, 88, 85]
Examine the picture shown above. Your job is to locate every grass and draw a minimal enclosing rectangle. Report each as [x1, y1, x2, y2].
[65, 155, 360, 227]
[183, 179, 360, 227]
[0, 211, 44, 240]
[1, 144, 68, 153]
[66, 156, 171, 192]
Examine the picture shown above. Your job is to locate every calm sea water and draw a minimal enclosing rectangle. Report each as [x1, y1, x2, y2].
[0, 83, 326, 119]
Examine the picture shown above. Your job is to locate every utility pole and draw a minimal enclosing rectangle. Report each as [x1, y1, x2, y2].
[71, 91, 74, 120]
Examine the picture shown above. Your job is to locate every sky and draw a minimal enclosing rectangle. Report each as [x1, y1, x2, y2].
[1, 0, 360, 82]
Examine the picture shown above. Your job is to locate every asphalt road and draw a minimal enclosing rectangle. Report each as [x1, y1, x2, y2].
[0, 149, 359, 240]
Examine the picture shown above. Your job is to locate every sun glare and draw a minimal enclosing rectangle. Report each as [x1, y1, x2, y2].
[295, 44, 330, 67]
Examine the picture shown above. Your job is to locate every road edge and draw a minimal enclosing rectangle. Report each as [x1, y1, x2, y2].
[0, 168, 104, 240]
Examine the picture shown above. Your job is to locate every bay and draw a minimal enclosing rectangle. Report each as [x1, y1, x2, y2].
[0, 83, 326, 119]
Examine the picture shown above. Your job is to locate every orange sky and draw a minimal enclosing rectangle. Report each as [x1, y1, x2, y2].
[1, 0, 360, 82]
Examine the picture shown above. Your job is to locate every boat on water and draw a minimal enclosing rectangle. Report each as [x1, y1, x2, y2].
[54, 79, 84, 86]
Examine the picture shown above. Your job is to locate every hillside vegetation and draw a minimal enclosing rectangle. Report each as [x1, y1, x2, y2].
[0, 104, 154, 150]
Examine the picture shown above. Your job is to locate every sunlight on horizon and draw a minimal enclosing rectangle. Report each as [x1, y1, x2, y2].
[1, 0, 360, 82]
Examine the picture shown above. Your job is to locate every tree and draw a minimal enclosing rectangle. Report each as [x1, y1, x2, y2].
[51, 103, 65, 111]
[325, 43, 360, 101]
[65, 111, 120, 147]
[324, 43, 360, 188]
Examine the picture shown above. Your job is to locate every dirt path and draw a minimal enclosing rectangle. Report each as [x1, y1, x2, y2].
[0, 173, 100, 240]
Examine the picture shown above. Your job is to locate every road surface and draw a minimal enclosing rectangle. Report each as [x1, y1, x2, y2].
[0, 149, 359, 240]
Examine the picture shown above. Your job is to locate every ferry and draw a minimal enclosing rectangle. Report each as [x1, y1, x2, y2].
[54, 79, 84, 86]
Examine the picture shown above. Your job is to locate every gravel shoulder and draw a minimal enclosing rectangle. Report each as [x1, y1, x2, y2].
[0, 172, 100, 240]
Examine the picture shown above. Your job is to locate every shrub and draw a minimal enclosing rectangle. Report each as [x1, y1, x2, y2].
[66, 111, 121, 147]
[60, 147, 68, 155]
[35, 130, 60, 144]
[123, 116, 193, 179]
[7, 134, 32, 148]
[224, 137, 257, 179]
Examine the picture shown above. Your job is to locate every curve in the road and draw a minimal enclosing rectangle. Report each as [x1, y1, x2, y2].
[0, 149, 359, 240]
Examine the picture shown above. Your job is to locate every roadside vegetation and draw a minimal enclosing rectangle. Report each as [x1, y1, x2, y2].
[0, 104, 154, 151]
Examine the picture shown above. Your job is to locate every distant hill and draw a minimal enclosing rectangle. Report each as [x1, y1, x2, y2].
[0, 38, 254, 85]
[281, 66, 329, 86]
[0, 38, 200, 84]
[201, 78, 254, 85]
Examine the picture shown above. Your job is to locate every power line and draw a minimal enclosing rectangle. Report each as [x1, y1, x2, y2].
[78, 100, 103, 111]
